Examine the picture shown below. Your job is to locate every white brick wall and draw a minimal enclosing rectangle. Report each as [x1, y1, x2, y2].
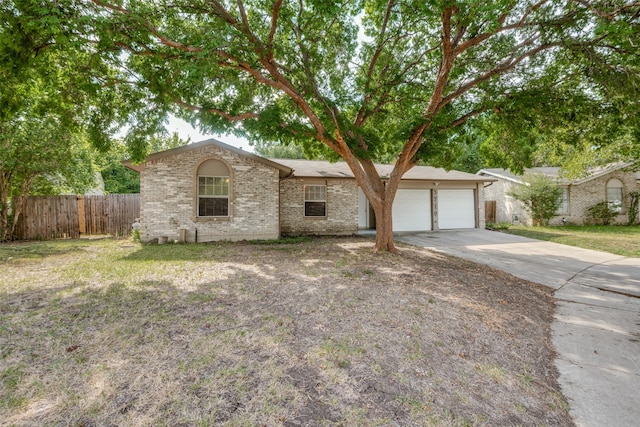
[279, 178, 359, 235]
[483, 171, 640, 226]
[139, 145, 280, 242]
[554, 171, 640, 225]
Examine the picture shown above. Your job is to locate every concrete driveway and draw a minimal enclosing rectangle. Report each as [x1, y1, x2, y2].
[396, 229, 640, 427]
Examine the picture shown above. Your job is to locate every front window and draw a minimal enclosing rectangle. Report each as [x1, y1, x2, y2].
[304, 185, 326, 217]
[556, 188, 569, 214]
[606, 179, 623, 213]
[198, 176, 229, 216]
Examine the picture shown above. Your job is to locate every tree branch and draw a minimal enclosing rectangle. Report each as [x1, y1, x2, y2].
[174, 98, 259, 122]
[444, 105, 491, 130]
[92, 0, 203, 53]
[268, 0, 283, 46]
[453, 8, 512, 56]
[354, 0, 396, 128]
[573, 0, 640, 20]
[399, 6, 457, 165]
[441, 42, 553, 108]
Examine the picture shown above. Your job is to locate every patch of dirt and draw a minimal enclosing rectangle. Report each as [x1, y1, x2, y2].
[0, 236, 573, 426]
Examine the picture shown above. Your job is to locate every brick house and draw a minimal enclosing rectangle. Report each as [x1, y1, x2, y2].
[126, 139, 494, 243]
[478, 164, 640, 226]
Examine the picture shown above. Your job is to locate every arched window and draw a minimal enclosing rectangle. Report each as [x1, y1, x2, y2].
[197, 160, 230, 217]
[606, 179, 624, 213]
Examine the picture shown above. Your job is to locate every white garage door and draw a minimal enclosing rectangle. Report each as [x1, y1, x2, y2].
[393, 189, 432, 231]
[438, 189, 476, 229]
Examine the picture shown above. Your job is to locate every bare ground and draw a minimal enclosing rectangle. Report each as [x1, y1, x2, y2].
[0, 236, 573, 426]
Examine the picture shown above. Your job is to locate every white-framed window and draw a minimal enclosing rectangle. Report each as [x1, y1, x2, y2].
[198, 176, 229, 217]
[606, 179, 624, 213]
[304, 185, 326, 217]
[556, 188, 569, 214]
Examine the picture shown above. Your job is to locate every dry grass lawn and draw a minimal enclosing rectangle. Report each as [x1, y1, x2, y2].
[0, 236, 572, 426]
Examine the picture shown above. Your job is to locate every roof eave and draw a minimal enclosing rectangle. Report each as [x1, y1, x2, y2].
[122, 138, 294, 177]
[477, 169, 524, 184]
[571, 162, 634, 185]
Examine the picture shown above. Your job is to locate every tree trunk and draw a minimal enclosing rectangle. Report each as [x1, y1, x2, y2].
[0, 174, 10, 242]
[371, 199, 397, 252]
[345, 156, 408, 254]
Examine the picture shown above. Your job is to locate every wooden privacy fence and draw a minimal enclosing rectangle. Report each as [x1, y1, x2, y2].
[14, 194, 140, 240]
[485, 200, 496, 224]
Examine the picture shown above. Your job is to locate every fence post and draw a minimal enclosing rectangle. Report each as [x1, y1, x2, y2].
[77, 196, 86, 235]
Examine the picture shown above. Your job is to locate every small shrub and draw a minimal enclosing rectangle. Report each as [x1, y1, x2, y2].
[487, 222, 511, 231]
[586, 201, 618, 225]
[507, 174, 562, 226]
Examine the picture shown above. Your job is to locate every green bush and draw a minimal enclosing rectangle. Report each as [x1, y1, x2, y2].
[507, 174, 562, 226]
[486, 222, 511, 231]
[586, 201, 618, 225]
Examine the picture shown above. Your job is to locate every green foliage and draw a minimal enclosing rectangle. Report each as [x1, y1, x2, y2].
[1, 0, 111, 240]
[505, 225, 640, 257]
[131, 228, 141, 243]
[101, 163, 140, 194]
[48, 0, 636, 168]
[586, 201, 619, 226]
[486, 222, 511, 231]
[252, 140, 307, 159]
[0, 109, 98, 240]
[4, 0, 639, 248]
[628, 192, 639, 226]
[507, 174, 563, 226]
[96, 133, 186, 195]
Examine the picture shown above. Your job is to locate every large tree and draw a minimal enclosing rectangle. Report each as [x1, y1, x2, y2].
[66, 0, 639, 251]
[0, 2, 99, 241]
[0, 110, 97, 241]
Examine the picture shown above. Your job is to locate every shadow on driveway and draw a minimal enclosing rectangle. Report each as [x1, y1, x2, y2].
[395, 229, 640, 427]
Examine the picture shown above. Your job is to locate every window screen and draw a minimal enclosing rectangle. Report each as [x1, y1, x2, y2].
[198, 176, 229, 216]
[304, 185, 326, 217]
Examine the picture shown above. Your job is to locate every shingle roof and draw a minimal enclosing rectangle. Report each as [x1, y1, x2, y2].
[271, 158, 494, 182]
[124, 138, 494, 182]
[477, 163, 633, 185]
[123, 138, 293, 177]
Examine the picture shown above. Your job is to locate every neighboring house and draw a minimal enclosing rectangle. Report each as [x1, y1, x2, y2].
[85, 172, 106, 195]
[125, 139, 495, 243]
[478, 164, 640, 226]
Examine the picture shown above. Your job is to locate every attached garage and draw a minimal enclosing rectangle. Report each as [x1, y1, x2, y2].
[392, 189, 432, 231]
[438, 189, 476, 229]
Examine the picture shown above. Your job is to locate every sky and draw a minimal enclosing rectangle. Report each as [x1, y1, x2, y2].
[166, 115, 254, 152]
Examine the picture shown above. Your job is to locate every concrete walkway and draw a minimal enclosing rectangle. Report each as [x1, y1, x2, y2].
[395, 229, 640, 427]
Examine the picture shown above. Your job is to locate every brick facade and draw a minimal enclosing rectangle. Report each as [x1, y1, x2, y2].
[483, 170, 640, 226]
[483, 179, 528, 225]
[132, 140, 490, 241]
[558, 170, 639, 225]
[279, 178, 359, 235]
[139, 144, 281, 242]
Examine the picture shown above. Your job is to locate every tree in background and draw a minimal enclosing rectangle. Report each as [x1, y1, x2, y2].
[99, 143, 141, 194]
[508, 174, 563, 226]
[253, 140, 307, 159]
[0, 14, 98, 240]
[98, 133, 187, 194]
[477, 2, 640, 178]
[8, 1, 638, 250]
[1, 1, 192, 239]
[0, 110, 97, 241]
